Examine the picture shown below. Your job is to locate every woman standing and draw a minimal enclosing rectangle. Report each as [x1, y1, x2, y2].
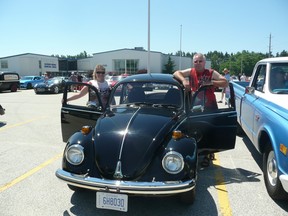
[66, 65, 110, 107]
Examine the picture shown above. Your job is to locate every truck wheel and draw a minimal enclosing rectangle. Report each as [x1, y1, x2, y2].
[180, 187, 196, 204]
[54, 86, 59, 94]
[11, 84, 18, 92]
[27, 83, 32, 89]
[263, 144, 288, 200]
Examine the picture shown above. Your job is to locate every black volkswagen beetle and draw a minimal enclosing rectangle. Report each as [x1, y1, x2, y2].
[56, 73, 237, 212]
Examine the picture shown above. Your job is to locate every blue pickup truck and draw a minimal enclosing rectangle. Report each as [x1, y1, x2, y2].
[232, 57, 288, 200]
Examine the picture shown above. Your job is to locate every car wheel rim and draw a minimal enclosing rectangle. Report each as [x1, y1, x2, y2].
[54, 87, 59, 93]
[267, 150, 277, 186]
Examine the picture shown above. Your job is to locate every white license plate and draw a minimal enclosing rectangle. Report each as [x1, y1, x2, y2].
[96, 192, 128, 212]
[37, 88, 45, 92]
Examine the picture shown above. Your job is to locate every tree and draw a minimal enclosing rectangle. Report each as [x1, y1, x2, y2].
[51, 51, 91, 59]
[163, 56, 175, 74]
[276, 50, 288, 57]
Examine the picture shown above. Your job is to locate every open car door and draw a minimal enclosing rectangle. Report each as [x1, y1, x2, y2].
[61, 82, 104, 142]
[187, 83, 237, 152]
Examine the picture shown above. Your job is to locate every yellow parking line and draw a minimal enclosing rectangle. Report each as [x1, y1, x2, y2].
[213, 154, 233, 216]
[0, 116, 47, 131]
[0, 153, 62, 193]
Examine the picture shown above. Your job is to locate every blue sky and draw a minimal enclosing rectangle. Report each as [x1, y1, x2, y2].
[0, 0, 287, 58]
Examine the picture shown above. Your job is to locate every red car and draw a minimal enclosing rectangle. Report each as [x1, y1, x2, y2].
[109, 74, 130, 87]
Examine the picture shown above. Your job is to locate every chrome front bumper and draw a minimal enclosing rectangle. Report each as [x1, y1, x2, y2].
[56, 169, 195, 195]
[279, 174, 288, 193]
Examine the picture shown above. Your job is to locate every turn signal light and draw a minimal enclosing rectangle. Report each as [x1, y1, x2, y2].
[81, 126, 92, 135]
[172, 130, 183, 140]
[280, 144, 287, 156]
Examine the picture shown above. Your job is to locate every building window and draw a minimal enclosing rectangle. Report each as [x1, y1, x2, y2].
[1, 60, 8, 69]
[113, 59, 139, 74]
[127, 59, 139, 74]
[39, 60, 42, 68]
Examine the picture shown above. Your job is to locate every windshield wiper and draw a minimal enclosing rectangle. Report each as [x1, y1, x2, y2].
[126, 102, 154, 106]
[154, 104, 180, 109]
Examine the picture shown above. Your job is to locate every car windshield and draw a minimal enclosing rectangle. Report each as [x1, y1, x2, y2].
[110, 82, 183, 108]
[112, 76, 121, 81]
[47, 78, 61, 84]
[112, 75, 128, 81]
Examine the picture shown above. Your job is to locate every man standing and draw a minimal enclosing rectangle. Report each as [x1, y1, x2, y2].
[173, 53, 228, 109]
[69, 72, 78, 92]
[218, 68, 230, 103]
[173, 53, 228, 167]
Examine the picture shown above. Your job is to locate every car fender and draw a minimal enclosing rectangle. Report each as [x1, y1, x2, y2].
[165, 136, 198, 173]
[63, 128, 97, 175]
[66, 129, 93, 146]
[256, 123, 285, 173]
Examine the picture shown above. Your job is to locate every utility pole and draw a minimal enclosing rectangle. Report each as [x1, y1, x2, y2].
[147, 0, 151, 74]
[179, 24, 182, 70]
[268, 33, 272, 57]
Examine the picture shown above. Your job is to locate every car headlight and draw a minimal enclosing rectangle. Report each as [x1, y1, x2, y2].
[65, 144, 84, 165]
[162, 151, 184, 174]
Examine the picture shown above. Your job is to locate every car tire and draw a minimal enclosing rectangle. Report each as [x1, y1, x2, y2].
[263, 144, 288, 200]
[11, 84, 18, 92]
[180, 187, 196, 204]
[27, 83, 32, 89]
[54, 86, 59, 94]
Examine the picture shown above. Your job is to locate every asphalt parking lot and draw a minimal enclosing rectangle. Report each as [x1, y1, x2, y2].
[0, 89, 288, 216]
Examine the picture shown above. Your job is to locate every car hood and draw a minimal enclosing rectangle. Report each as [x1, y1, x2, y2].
[20, 79, 31, 83]
[35, 82, 53, 87]
[94, 106, 180, 180]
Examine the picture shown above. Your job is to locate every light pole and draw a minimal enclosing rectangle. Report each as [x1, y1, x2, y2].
[179, 24, 182, 70]
[147, 0, 151, 74]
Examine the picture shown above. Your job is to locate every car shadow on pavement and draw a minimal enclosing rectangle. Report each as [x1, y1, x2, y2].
[240, 135, 288, 211]
[66, 172, 219, 216]
[0, 121, 6, 128]
[67, 187, 218, 216]
[65, 162, 263, 216]
[241, 135, 263, 170]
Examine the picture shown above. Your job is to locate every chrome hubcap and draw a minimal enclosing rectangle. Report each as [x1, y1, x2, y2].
[267, 151, 277, 186]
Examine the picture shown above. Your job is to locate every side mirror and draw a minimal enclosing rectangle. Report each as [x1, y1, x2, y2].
[245, 86, 255, 94]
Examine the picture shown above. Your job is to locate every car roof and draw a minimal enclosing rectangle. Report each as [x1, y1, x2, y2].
[21, 75, 39, 78]
[259, 57, 288, 64]
[119, 73, 181, 85]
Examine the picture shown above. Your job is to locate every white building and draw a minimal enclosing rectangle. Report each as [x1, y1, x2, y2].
[0, 53, 59, 77]
[0, 49, 211, 77]
[77, 48, 194, 75]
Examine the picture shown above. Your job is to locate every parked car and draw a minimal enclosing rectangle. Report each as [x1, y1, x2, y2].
[108, 74, 130, 87]
[0, 71, 20, 92]
[230, 76, 239, 81]
[232, 57, 288, 200]
[20, 76, 44, 89]
[56, 73, 237, 212]
[34, 76, 66, 94]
